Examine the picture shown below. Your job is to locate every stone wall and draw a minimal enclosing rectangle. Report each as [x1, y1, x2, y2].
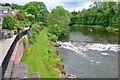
[3, 35, 29, 79]
[10, 35, 28, 64]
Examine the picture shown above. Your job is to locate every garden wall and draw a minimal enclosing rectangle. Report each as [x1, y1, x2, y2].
[10, 36, 28, 64]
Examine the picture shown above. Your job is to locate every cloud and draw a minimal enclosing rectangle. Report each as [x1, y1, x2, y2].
[61, 1, 93, 12]
[0, 0, 93, 12]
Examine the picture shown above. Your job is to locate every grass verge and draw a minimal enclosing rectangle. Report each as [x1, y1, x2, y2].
[21, 29, 62, 78]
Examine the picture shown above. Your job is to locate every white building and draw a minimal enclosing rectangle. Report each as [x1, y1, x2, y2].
[0, 6, 17, 22]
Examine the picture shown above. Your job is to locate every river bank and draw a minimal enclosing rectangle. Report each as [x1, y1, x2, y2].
[72, 24, 119, 33]
[21, 29, 64, 78]
[59, 25, 120, 44]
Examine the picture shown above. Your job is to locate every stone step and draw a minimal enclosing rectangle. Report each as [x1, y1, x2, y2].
[30, 72, 40, 80]
[11, 62, 28, 80]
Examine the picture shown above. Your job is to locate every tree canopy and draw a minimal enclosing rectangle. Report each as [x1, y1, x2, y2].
[47, 6, 71, 36]
[70, 2, 118, 28]
[21, 2, 49, 23]
[2, 15, 17, 30]
[0, 3, 21, 10]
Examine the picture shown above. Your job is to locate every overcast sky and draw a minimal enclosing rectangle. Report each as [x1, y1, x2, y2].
[0, 0, 94, 12]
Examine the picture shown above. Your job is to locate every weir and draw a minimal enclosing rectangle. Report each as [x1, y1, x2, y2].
[58, 41, 119, 78]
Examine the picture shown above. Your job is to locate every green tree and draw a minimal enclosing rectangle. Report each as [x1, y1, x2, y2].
[15, 12, 25, 21]
[2, 15, 16, 30]
[47, 6, 71, 36]
[21, 2, 48, 23]
[70, 2, 118, 29]
[3, 3, 11, 7]
[24, 12, 35, 22]
[11, 3, 19, 9]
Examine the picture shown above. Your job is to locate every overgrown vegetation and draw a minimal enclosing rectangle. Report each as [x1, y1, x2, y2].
[22, 35, 28, 48]
[21, 2, 49, 23]
[2, 15, 17, 30]
[21, 29, 64, 78]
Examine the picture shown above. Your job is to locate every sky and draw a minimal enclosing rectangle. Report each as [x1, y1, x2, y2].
[0, 0, 94, 12]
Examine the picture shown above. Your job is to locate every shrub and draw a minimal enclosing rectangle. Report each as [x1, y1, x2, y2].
[47, 33, 58, 42]
[106, 26, 115, 32]
[2, 15, 16, 30]
[48, 24, 62, 36]
[32, 31, 37, 38]
[56, 57, 61, 63]
[23, 19, 31, 26]
[22, 35, 28, 48]
[56, 50, 59, 55]
[22, 35, 27, 43]
[32, 23, 41, 33]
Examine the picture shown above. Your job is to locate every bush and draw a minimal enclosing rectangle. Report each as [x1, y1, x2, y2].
[56, 57, 61, 63]
[32, 31, 37, 38]
[2, 15, 16, 30]
[106, 26, 116, 32]
[48, 24, 62, 36]
[23, 19, 31, 26]
[22, 35, 28, 48]
[56, 50, 59, 55]
[47, 33, 58, 42]
[22, 35, 27, 43]
[32, 23, 41, 33]
[27, 31, 35, 44]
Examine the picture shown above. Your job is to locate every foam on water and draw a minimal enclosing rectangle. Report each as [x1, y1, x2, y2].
[101, 52, 109, 56]
[57, 41, 120, 53]
[57, 41, 119, 64]
[57, 41, 78, 53]
[85, 43, 120, 52]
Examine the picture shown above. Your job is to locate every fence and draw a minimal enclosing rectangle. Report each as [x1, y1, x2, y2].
[1, 29, 29, 78]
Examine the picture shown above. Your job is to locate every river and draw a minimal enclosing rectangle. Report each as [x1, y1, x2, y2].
[57, 26, 120, 78]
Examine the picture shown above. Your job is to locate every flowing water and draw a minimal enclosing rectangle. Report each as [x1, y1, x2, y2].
[58, 26, 120, 78]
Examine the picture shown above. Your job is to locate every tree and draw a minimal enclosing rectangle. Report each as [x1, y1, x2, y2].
[21, 2, 48, 23]
[70, 2, 118, 28]
[2, 15, 16, 30]
[11, 3, 19, 9]
[3, 3, 11, 6]
[47, 6, 71, 36]
[15, 12, 25, 21]
[24, 12, 35, 22]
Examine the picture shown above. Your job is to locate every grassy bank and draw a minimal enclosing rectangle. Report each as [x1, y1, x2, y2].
[21, 29, 63, 78]
[72, 24, 119, 32]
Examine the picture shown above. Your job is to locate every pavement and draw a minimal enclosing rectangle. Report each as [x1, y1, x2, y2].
[0, 26, 2, 30]
[0, 35, 16, 66]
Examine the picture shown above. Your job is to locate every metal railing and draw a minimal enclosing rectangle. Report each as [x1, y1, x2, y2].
[1, 29, 29, 78]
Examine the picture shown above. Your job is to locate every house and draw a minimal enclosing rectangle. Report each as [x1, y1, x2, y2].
[0, 6, 13, 22]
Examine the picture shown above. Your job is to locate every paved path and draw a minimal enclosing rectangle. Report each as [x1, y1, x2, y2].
[0, 35, 16, 66]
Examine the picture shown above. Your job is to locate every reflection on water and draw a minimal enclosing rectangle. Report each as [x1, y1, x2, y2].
[59, 26, 119, 44]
